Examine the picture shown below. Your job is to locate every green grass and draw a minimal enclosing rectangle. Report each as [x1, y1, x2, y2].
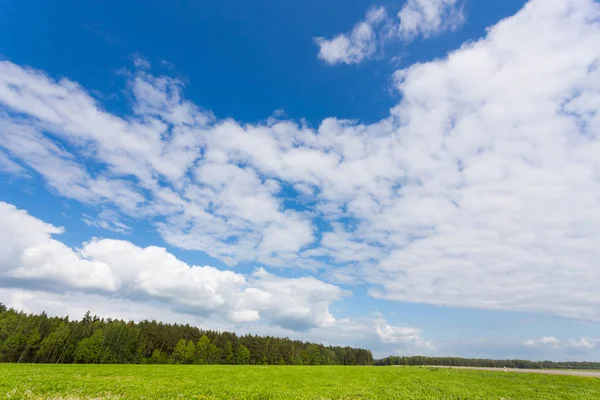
[0, 364, 599, 399]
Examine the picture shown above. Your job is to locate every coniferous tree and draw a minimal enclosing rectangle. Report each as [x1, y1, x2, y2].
[0, 307, 378, 365]
[224, 341, 234, 364]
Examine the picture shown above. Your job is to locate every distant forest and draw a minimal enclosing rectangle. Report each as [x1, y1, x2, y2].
[3, 304, 598, 369]
[376, 356, 600, 370]
[0, 304, 373, 365]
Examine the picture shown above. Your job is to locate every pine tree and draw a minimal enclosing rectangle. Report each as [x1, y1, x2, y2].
[0, 306, 375, 366]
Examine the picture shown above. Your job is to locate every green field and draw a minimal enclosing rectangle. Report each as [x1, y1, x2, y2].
[1, 364, 599, 400]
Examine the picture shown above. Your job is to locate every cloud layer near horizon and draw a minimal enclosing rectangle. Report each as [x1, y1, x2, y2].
[1, 0, 600, 327]
[0, 202, 342, 331]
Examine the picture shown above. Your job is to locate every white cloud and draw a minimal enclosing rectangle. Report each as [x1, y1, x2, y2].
[398, 0, 465, 40]
[524, 336, 596, 350]
[82, 209, 131, 233]
[0, 62, 313, 267]
[376, 323, 434, 350]
[524, 336, 560, 346]
[1, 0, 600, 325]
[0, 288, 203, 327]
[246, 268, 343, 330]
[0, 202, 343, 331]
[366, 0, 600, 321]
[0, 286, 406, 357]
[567, 338, 595, 350]
[315, 0, 464, 65]
[132, 56, 151, 70]
[0, 118, 145, 212]
[316, 6, 388, 65]
[0, 149, 27, 176]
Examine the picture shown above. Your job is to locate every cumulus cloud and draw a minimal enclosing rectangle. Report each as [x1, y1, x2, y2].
[376, 323, 434, 350]
[0, 202, 343, 330]
[524, 336, 561, 346]
[567, 338, 596, 350]
[367, 0, 600, 321]
[524, 336, 596, 350]
[0, 286, 415, 358]
[1, 0, 600, 325]
[0, 62, 312, 266]
[316, 6, 389, 65]
[315, 0, 464, 65]
[398, 0, 464, 40]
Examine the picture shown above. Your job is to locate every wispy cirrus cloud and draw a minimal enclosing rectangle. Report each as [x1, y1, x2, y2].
[0, 149, 27, 176]
[82, 209, 131, 233]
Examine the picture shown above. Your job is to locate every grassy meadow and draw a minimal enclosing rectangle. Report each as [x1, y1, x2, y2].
[1, 364, 599, 400]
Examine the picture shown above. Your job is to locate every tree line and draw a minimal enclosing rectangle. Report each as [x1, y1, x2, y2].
[0, 304, 373, 365]
[375, 356, 600, 370]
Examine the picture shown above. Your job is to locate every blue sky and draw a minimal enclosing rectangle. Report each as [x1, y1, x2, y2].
[1, 0, 600, 360]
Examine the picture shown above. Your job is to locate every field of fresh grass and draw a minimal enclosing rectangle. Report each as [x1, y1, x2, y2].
[1, 364, 599, 399]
